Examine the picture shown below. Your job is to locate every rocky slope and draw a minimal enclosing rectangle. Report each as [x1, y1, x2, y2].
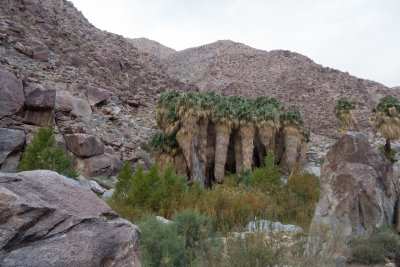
[136, 39, 398, 138]
[0, 0, 188, 171]
[130, 37, 176, 62]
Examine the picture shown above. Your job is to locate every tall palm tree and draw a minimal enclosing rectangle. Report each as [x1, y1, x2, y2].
[333, 97, 360, 133]
[371, 95, 400, 161]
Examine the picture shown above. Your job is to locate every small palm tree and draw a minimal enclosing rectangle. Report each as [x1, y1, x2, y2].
[371, 95, 400, 161]
[334, 97, 360, 133]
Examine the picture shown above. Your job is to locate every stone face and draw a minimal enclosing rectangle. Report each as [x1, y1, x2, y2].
[64, 133, 104, 157]
[56, 91, 92, 119]
[306, 132, 399, 260]
[0, 170, 141, 267]
[23, 110, 55, 126]
[0, 70, 24, 119]
[74, 153, 121, 177]
[0, 128, 25, 165]
[86, 86, 112, 106]
[23, 82, 56, 110]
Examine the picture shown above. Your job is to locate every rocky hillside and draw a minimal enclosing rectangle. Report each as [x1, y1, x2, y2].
[0, 0, 188, 169]
[137, 39, 398, 138]
[130, 37, 176, 62]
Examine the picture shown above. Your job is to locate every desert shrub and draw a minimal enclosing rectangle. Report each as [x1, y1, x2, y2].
[138, 210, 221, 267]
[379, 145, 396, 163]
[350, 226, 399, 264]
[111, 163, 188, 219]
[193, 181, 273, 232]
[115, 161, 133, 195]
[223, 232, 286, 267]
[19, 126, 76, 178]
[251, 150, 283, 195]
[138, 214, 187, 267]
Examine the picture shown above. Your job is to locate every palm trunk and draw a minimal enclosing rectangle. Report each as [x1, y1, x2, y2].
[385, 138, 391, 161]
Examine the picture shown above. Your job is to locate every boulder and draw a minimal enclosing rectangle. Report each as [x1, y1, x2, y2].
[23, 82, 55, 110]
[64, 133, 104, 157]
[0, 128, 25, 165]
[0, 70, 24, 119]
[246, 220, 303, 233]
[306, 132, 399, 260]
[0, 170, 141, 267]
[86, 86, 112, 106]
[56, 91, 92, 119]
[23, 110, 55, 126]
[74, 153, 122, 177]
[102, 188, 115, 199]
[90, 180, 105, 195]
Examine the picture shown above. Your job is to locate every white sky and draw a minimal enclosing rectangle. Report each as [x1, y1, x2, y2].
[70, 0, 400, 87]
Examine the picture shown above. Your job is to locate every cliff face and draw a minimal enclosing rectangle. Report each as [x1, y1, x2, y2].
[137, 39, 398, 138]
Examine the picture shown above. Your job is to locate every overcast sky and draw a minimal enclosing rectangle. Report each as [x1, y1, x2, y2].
[70, 0, 399, 87]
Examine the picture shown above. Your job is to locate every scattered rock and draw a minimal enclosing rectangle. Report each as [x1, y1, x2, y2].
[64, 133, 104, 157]
[0, 170, 141, 267]
[306, 132, 399, 260]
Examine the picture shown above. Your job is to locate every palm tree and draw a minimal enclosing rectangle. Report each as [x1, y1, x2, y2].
[333, 97, 360, 133]
[371, 95, 400, 161]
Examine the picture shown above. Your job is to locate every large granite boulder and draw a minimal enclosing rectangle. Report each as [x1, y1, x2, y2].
[306, 132, 399, 260]
[56, 91, 92, 119]
[23, 82, 55, 110]
[86, 86, 112, 107]
[74, 153, 122, 177]
[0, 70, 24, 119]
[0, 128, 25, 165]
[64, 133, 104, 157]
[0, 170, 141, 267]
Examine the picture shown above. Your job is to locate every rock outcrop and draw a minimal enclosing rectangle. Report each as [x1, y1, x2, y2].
[306, 132, 399, 260]
[0, 70, 24, 123]
[0, 128, 25, 168]
[0, 170, 141, 267]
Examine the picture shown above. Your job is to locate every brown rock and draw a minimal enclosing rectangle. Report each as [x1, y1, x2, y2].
[56, 91, 92, 119]
[23, 110, 55, 126]
[306, 132, 399, 260]
[74, 153, 122, 177]
[0, 70, 24, 119]
[64, 133, 104, 157]
[23, 82, 55, 110]
[0, 170, 141, 267]
[0, 128, 25, 165]
[86, 86, 112, 106]
[13, 42, 33, 57]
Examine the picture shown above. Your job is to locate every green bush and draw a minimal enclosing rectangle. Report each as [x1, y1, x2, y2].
[19, 126, 76, 178]
[138, 210, 221, 267]
[251, 150, 283, 195]
[138, 214, 187, 267]
[350, 226, 399, 264]
[112, 163, 188, 218]
[227, 169, 253, 187]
